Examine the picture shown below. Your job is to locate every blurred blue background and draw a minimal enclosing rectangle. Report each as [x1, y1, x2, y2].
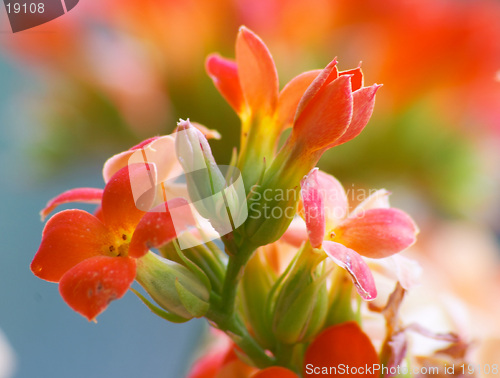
[0, 56, 203, 378]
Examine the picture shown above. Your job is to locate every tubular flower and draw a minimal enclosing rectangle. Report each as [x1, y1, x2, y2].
[206, 26, 380, 189]
[295, 168, 419, 300]
[31, 164, 192, 321]
[187, 322, 379, 378]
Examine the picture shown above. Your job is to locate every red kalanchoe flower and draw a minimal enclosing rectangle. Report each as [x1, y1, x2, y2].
[31, 164, 191, 321]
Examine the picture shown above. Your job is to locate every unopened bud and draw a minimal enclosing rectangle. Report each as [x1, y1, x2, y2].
[135, 252, 210, 320]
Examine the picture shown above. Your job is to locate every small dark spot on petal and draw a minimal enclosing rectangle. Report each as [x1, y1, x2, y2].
[122, 234, 127, 241]
[109, 245, 115, 252]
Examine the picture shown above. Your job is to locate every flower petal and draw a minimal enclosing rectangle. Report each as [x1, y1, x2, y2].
[303, 322, 379, 377]
[254, 367, 298, 378]
[315, 170, 349, 229]
[40, 188, 103, 221]
[339, 66, 364, 92]
[59, 256, 136, 321]
[351, 189, 391, 217]
[277, 70, 321, 130]
[367, 255, 422, 290]
[236, 26, 279, 116]
[31, 210, 115, 282]
[323, 241, 377, 300]
[281, 217, 309, 248]
[294, 58, 338, 121]
[128, 198, 196, 258]
[337, 208, 419, 259]
[332, 84, 381, 147]
[102, 164, 154, 231]
[300, 168, 325, 248]
[103, 136, 160, 183]
[206, 54, 246, 115]
[292, 75, 353, 153]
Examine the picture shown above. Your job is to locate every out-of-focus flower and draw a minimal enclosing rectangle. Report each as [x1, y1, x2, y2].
[293, 168, 418, 300]
[187, 322, 379, 377]
[31, 164, 191, 320]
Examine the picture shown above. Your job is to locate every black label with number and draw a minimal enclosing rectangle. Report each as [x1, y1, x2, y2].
[3, 0, 79, 33]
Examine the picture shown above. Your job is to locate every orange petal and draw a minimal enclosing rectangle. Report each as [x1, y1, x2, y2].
[323, 241, 377, 301]
[31, 210, 114, 282]
[304, 322, 379, 377]
[128, 198, 196, 258]
[215, 359, 257, 378]
[236, 26, 279, 116]
[332, 84, 381, 147]
[40, 187, 103, 221]
[101, 164, 152, 232]
[253, 367, 299, 378]
[337, 208, 419, 259]
[339, 67, 364, 92]
[294, 59, 338, 121]
[59, 256, 136, 321]
[206, 54, 246, 115]
[277, 70, 321, 130]
[293, 75, 353, 153]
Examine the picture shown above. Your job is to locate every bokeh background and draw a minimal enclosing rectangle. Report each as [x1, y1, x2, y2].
[1, 0, 499, 376]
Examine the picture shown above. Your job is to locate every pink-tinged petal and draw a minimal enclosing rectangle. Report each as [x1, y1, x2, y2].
[103, 136, 160, 183]
[206, 54, 246, 115]
[367, 255, 422, 290]
[315, 170, 348, 229]
[323, 241, 377, 300]
[332, 84, 381, 147]
[339, 66, 364, 92]
[254, 367, 298, 378]
[304, 322, 379, 377]
[103, 149, 135, 183]
[300, 168, 325, 248]
[351, 189, 391, 217]
[236, 26, 279, 116]
[102, 164, 154, 232]
[40, 188, 103, 221]
[31, 210, 115, 282]
[128, 198, 196, 258]
[281, 217, 308, 247]
[294, 59, 338, 121]
[59, 256, 136, 321]
[277, 70, 321, 130]
[337, 209, 419, 259]
[292, 75, 354, 153]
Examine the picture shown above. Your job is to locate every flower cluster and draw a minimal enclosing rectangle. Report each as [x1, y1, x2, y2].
[31, 27, 470, 376]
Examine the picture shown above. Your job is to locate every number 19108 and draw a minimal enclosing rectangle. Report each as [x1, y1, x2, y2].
[6, 3, 45, 14]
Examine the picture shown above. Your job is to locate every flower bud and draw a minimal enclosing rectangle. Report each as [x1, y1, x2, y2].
[135, 251, 210, 320]
[271, 246, 328, 344]
[175, 119, 248, 236]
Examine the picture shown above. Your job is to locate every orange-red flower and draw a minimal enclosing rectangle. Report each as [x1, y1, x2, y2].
[187, 322, 379, 377]
[31, 164, 190, 321]
[206, 26, 381, 162]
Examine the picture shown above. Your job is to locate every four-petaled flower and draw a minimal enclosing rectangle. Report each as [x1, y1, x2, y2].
[288, 168, 419, 300]
[31, 163, 191, 321]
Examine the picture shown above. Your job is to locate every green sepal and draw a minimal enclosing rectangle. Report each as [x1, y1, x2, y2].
[175, 278, 210, 318]
[130, 288, 190, 324]
[173, 240, 212, 291]
[273, 269, 329, 344]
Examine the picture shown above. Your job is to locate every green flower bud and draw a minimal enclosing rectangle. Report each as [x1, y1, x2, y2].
[271, 244, 328, 344]
[175, 119, 247, 237]
[135, 252, 210, 320]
